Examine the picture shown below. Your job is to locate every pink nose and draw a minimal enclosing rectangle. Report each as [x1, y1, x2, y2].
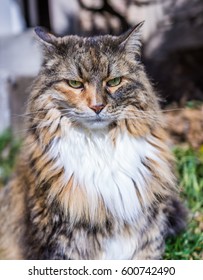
[89, 104, 105, 114]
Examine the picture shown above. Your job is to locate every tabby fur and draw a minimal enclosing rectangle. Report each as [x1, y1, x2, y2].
[0, 23, 186, 259]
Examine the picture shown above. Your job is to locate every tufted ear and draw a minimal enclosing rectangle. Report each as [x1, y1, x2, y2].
[119, 21, 144, 55]
[34, 26, 58, 50]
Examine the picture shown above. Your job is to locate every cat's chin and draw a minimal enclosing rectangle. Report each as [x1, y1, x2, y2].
[79, 118, 112, 130]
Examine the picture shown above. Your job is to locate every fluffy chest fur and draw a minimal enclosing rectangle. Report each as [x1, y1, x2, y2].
[0, 25, 186, 260]
[49, 125, 162, 224]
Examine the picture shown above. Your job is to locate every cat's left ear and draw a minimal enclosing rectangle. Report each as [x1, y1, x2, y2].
[34, 26, 58, 50]
[119, 21, 144, 56]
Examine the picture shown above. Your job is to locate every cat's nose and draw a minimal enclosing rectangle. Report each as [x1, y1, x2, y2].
[89, 104, 105, 114]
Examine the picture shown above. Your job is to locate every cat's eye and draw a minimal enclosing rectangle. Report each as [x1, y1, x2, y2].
[67, 80, 84, 89]
[106, 77, 122, 87]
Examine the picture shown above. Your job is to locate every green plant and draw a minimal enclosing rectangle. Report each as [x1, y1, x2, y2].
[0, 129, 21, 187]
[165, 146, 203, 259]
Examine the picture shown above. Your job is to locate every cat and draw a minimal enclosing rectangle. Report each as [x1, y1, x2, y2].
[0, 22, 186, 260]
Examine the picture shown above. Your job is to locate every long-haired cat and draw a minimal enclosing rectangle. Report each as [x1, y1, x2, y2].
[0, 23, 186, 259]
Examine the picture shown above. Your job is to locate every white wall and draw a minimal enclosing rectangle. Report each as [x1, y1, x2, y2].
[0, 0, 25, 36]
[49, 0, 79, 34]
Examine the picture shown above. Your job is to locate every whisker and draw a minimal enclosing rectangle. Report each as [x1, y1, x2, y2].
[11, 116, 50, 123]
[12, 110, 49, 116]
[157, 108, 185, 113]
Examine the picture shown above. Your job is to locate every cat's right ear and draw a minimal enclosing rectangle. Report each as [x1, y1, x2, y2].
[34, 26, 57, 50]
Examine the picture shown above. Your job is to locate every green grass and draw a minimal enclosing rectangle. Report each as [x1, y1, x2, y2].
[0, 130, 202, 259]
[164, 146, 203, 259]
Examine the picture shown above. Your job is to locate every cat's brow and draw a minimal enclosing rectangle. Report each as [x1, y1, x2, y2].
[54, 72, 82, 81]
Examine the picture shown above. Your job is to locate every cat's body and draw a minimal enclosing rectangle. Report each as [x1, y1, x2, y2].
[0, 24, 186, 259]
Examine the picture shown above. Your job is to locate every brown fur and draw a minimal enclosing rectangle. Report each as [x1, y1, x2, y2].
[0, 24, 186, 259]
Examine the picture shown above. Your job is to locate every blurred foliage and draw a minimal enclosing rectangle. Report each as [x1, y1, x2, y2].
[0, 130, 21, 187]
[186, 100, 203, 109]
[165, 146, 203, 259]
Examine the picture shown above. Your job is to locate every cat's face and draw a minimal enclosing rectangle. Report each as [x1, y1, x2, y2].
[33, 24, 159, 132]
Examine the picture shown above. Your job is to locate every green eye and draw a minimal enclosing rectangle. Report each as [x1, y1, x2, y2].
[68, 80, 83, 89]
[107, 77, 122, 87]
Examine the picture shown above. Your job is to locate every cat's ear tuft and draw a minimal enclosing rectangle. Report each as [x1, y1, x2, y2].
[34, 26, 58, 50]
[119, 21, 144, 56]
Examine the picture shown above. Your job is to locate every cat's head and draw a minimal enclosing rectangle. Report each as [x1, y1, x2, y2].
[32, 23, 159, 133]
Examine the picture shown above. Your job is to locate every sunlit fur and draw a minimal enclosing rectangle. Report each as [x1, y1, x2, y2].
[0, 25, 186, 259]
